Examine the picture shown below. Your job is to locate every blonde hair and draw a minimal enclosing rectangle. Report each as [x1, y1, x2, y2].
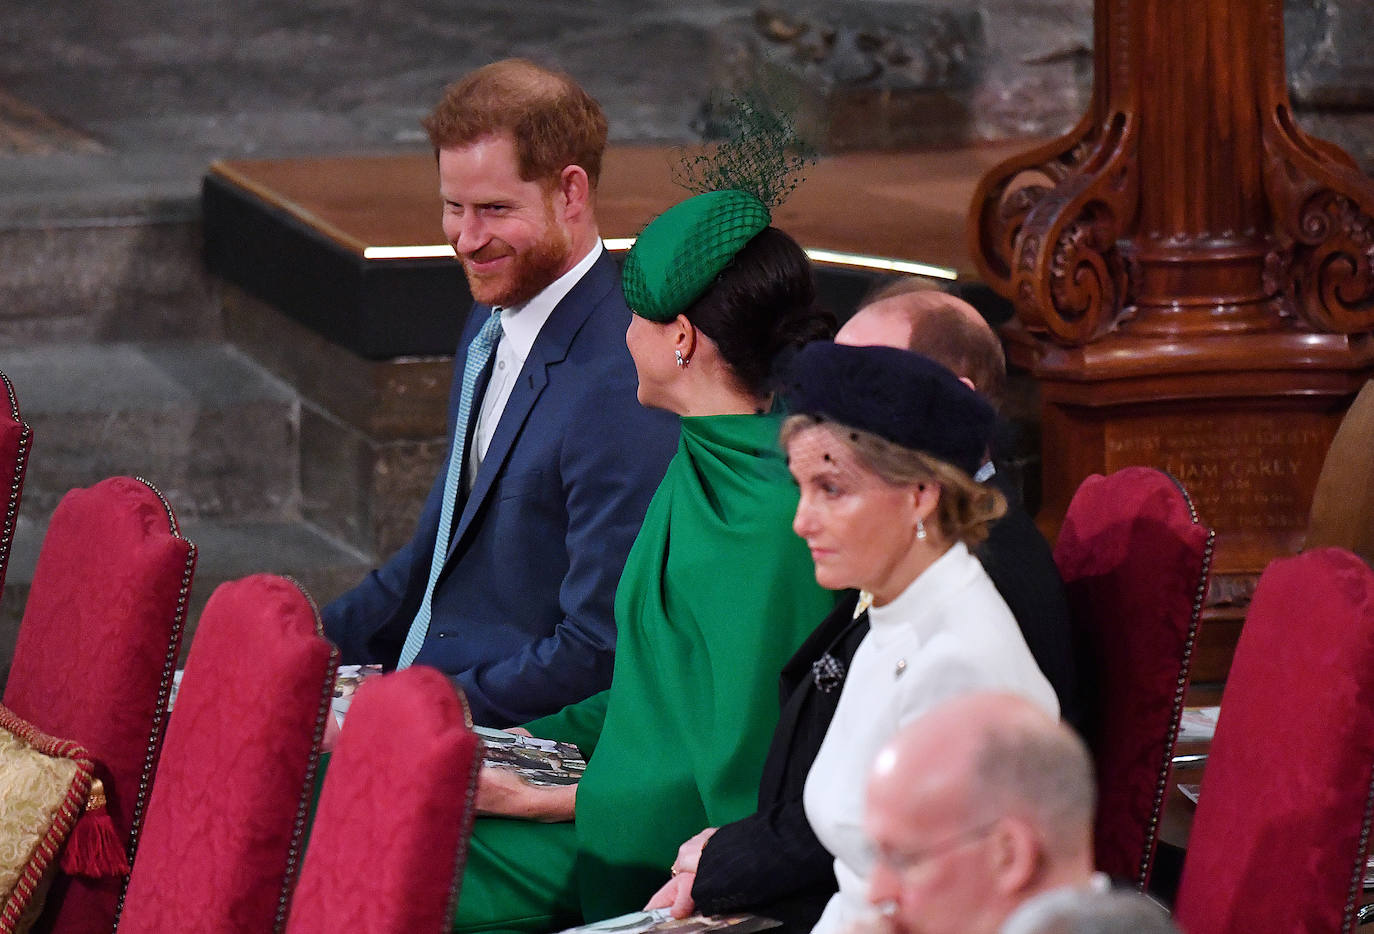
[781, 415, 1006, 548]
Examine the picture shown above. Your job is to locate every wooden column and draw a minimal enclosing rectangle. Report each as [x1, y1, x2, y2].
[969, 0, 1374, 679]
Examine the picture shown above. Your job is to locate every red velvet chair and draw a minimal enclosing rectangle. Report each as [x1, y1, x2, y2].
[117, 574, 338, 934]
[284, 667, 482, 934]
[0, 369, 33, 602]
[1173, 548, 1374, 933]
[3, 476, 196, 934]
[1052, 466, 1214, 889]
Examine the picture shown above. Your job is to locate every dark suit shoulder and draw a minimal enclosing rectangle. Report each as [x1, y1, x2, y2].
[978, 500, 1085, 733]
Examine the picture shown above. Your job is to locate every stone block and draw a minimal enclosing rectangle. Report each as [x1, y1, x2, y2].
[0, 220, 221, 345]
[299, 401, 445, 559]
[366, 438, 447, 560]
[228, 285, 451, 559]
[705, 1, 984, 151]
[0, 342, 299, 522]
[1286, 0, 1374, 110]
[1299, 111, 1374, 178]
[967, 0, 1092, 140]
[224, 285, 452, 438]
[299, 404, 372, 552]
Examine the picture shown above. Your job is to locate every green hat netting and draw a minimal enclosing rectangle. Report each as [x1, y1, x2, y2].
[621, 189, 771, 322]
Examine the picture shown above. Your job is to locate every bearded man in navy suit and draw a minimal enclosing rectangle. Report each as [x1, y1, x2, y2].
[324, 59, 678, 727]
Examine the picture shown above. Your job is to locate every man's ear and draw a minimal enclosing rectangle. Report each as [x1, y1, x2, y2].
[959, 376, 977, 393]
[988, 817, 1042, 896]
[558, 165, 591, 221]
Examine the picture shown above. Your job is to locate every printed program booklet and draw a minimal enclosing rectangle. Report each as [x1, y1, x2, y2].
[331, 663, 384, 724]
[473, 725, 586, 786]
[167, 661, 385, 732]
[170, 664, 587, 784]
[555, 908, 780, 934]
[336, 670, 588, 786]
[1176, 705, 1221, 743]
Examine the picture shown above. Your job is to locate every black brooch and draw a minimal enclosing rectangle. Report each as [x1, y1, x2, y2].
[811, 653, 846, 693]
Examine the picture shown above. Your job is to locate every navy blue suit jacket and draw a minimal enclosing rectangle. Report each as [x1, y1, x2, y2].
[323, 251, 679, 726]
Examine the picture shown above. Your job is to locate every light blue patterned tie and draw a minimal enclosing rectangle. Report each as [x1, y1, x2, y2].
[397, 307, 504, 669]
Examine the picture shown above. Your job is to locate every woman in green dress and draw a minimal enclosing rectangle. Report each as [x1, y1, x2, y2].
[452, 188, 837, 932]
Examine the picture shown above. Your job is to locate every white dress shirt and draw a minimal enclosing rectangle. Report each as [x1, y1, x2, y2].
[802, 542, 1059, 934]
[467, 240, 605, 492]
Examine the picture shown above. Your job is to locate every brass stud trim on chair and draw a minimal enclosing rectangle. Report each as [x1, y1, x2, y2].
[444, 689, 483, 925]
[112, 477, 197, 934]
[0, 371, 31, 598]
[1341, 758, 1374, 931]
[1137, 473, 1215, 890]
[274, 577, 339, 934]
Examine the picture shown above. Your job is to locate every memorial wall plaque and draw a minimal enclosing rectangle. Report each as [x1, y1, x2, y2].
[1074, 405, 1332, 568]
[1019, 323, 1374, 570]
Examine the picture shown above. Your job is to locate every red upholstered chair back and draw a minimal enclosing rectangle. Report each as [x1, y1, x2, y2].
[117, 574, 338, 934]
[284, 667, 482, 934]
[3, 476, 196, 934]
[1052, 466, 1213, 889]
[0, 369, 33, 602]
[1174, 548, 1374, 934]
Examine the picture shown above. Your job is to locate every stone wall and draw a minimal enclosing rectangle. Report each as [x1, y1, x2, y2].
[703, 0, 1374, 174]
[1286, 0, 1374, 172]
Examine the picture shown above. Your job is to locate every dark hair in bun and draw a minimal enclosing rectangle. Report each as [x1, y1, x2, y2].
[683, 226, 836, 398]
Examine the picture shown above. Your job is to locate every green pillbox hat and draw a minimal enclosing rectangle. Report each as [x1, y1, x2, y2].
[622, 189, 771, 322]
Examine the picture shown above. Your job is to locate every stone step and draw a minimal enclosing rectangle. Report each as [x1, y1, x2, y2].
[0, 512, 372, 685]
[0, 341, 300, 522]
[0, 216, 218, 345]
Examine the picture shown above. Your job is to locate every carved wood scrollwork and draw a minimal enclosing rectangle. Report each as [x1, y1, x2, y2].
[967, 113, 1101, 297]
[1264, 106, 1374, 334]
[1009, 115, 1137, 345]
[1294, 193, 1374, 332]
[971, 0, 1374, 346]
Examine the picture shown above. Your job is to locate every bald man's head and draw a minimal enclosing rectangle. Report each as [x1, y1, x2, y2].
[864, 693, 1095, 934]
[838, 289, 1007, 412]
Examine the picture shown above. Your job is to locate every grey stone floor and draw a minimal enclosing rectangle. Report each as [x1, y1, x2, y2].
[0, 0, 757, 224]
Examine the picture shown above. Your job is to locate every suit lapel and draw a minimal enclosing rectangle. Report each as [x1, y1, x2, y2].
[447, 350, 548, 558]
[445, 251, 620, 560]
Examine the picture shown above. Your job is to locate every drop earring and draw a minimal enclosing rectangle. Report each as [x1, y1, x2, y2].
[916, 518, 927, 541]
[675, 349, 689, 368]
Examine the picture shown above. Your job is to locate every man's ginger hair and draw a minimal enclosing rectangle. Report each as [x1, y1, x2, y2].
[422, 58, 608, 189]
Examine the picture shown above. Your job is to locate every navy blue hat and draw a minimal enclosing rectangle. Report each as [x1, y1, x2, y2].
[784, 342, 996, 477]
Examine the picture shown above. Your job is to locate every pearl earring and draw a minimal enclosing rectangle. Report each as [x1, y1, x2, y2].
[916, 518, 927, 541]
[675, 349, 689, 368]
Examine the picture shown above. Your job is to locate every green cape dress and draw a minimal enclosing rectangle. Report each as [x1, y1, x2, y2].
[453, 412, 835, 932]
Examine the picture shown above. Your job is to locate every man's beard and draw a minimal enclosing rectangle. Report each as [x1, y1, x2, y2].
[462, 222, 570, 308]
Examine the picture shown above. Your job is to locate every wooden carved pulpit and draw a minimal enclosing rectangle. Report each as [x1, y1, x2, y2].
[969, 0, 1374, 677]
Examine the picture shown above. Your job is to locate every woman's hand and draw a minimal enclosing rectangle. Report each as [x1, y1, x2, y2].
[671, 826, 718, 876]
[643, 826, 719, 919]
[475, 765, 576, 822]
[645, 872, 697, 919]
